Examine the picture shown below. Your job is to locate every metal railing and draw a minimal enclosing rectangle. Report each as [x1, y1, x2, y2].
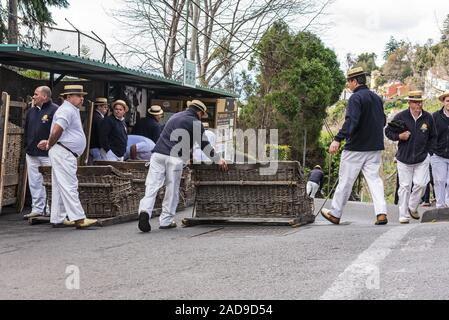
[1, 9, 119, 66]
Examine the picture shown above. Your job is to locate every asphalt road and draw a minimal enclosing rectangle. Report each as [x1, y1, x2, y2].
[1, 200, 449, 300]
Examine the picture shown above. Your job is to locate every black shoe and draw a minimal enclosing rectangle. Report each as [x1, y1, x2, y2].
[159, 222, 177, 229]
[138, 212, 151, 233]
[375, 214, 388, 226]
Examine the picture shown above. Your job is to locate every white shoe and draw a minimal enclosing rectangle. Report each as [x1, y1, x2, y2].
[23, 212, 42, 220]
[399, 217, 410, 224]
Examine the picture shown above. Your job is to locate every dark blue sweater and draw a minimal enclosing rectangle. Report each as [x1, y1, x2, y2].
[90, 110, 104, 149]
[99, 115, 128, 157]
[24, 100, 58, 157]
[335, 85, 385, 151]
[308, 168, 324, 187]
[385, 109, 436, 165]
[153, 108, 219, 162]
[432, 108, 449, 159]
[135, 115, 162, 143]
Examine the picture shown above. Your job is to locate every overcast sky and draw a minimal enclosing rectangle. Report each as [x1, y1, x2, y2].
[50, 0, 449, 71]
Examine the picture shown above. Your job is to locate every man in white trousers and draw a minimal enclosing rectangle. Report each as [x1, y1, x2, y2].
[23, 86, 58, 219]
[431, 92, 449, 208]
[307, 165, 324, 199]
[37, 85, 97, 229]
[321, 67, 388, 225]
[138, 100, 228, 232]
[386, 91, 437, 223]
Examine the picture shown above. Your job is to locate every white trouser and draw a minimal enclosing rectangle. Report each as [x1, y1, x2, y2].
[307, 181, 320, 199]
[431, 155, 449, 208]
[26, 154, 51, 215]
[331, 150, 387, 218]
[397, 156, 430, 220]
[48, 144, 86, 224]
[138, 153, 184, 227]
[100, 149, 124, 161]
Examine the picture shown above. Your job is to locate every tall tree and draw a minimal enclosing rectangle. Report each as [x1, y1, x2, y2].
[384, 36, 402, 60]
[112, 0, 334, 86]
[442, 14, 449, 41]
[240, 21, 345, 166]
[353, 52, 378, 74]
[3, 0, 69, 44]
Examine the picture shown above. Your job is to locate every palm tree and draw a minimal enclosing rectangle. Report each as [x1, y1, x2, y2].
[5, 0, 69, 44]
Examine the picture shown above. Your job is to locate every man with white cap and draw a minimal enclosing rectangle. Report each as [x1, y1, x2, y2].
[430, 91, 449, 208]
[138, 99, 228, 232]
[99, 100, 128, 161]
[37, 85, 97, 229]
[321, 67, 388, 226]
[89, 97, 109, 162]
[135, 105, 163, 143]
[386, 91, 437, 223]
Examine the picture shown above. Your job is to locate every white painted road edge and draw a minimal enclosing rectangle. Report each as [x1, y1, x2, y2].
[320, 224, 419, 300]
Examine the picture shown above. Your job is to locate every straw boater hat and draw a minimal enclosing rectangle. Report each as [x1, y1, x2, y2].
[94, 97, 108, 105]
[187, 99, 207, 113]
[60, 84, 88, 96]
[438, 91, 449, 102]
[112, 99, 129, 112]
[346, 67, 367, 79]
[148, 105, 164, 116]
[406, 90, 425, 102]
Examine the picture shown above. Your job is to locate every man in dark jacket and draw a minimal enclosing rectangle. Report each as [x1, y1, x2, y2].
[321, 67, 388, 226]
[23, 86, 58, 219]
[138, 100, 228, 233]
[386, 91, 436, 223]
[430, 91, 449, 209]
[307, 165, 324, 198]
[89, 97, 109, 162]
[135, 105, 163, 143]
[100, 100, 128, 161]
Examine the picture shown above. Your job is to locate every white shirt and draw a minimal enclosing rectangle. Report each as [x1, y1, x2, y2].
[52, 100, 86, 155]
[124, 135, 155, 160]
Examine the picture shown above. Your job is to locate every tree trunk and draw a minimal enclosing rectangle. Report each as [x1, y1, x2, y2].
[189, 0, 200, 62]
[8, 0, 19, 44]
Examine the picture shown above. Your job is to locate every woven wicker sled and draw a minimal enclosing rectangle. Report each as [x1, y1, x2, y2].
[183, 161, 315, 227]
[39, 166, 139, 219]
[94, 160, 195, 212]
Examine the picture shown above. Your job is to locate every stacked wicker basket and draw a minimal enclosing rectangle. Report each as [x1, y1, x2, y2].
[39, 166, 139, 219]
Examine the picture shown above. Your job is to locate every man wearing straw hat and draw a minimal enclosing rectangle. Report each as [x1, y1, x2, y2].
[89, 97, 109, 162]
[386, 91, 437, 224]
[137, 99, 228, 232]
[23, 86, 58, 219]
[135, 105, 164, 143]
[321, 67, 388, 226]
[99, 99, 128, 161]
[37, 85, 97, 229]
[430, 91, 449, 209]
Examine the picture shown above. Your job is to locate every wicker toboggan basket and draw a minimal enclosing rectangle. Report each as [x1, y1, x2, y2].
[94, 160, 195, 211]
[39, 166, 139, 218]
[191, 162, 315, 223]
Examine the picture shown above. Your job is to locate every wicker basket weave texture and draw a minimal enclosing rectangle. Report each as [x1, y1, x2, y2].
[0, 122, 24, 204]
[40, 166, 138, 218]
[192, 162, 314, 220]
[94, 160, 195, 210]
